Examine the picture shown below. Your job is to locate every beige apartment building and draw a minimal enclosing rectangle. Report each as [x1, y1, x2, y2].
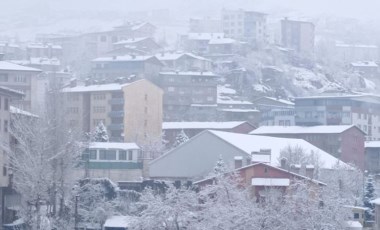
[0, 61, 42, 113]
[62, 79, 163, 145]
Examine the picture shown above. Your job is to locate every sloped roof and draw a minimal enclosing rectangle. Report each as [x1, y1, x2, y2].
[62, 83, 124, 93]
[113, 37, 150, 45]
[254, 96, 294, 106]
[0, 61, 41, 72]
[209, 130, 347, 169]
[159, 71, 217, 77]
[163, 121, 248, 130]
[92, 55, 155, 62]
[250, 125, 360, 135]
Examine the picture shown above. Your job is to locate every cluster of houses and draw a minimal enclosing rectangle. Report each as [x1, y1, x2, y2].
[1, 7, 380, 230]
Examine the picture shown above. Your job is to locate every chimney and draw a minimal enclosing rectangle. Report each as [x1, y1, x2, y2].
[234, 156, 243, 169]
[69, 78, 77, 87]
[280, 157, 287, 169]
[290, 164, 301, 174]
[305, 164, 315, 178]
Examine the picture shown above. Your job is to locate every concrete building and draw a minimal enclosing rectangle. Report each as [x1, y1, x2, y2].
[158, 71, 218, 121]
[350, 61, 378, 77]
[91, 55, 163, 81]
[252, 96, 295, 126]
[81, 142, 143, 182]
[294, 94, 380, 140]
[281, 18, 315, 56]
[0, 87, 23, 226]
[222, 9, 267, 47]
[155, 52, 212, 72]
[149, 130, 348, 181]
[26, 43, 63, 59]
[365, 141, 380, 173]
[0, 61, 42, 113]
[62, 79, 163, 145]
[335, 43, 379, 63]
[250, 125, 366, 169]
[189, 18, 223, 33]
[0, 43, 23, 60]
[112, 37, 161, 54]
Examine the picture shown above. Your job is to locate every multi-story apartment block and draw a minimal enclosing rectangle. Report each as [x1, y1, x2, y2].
[0, 43, 23, 60]
[252, 96, 295, 126]
[91, 55, 163, 81]
[0, 86, 23, 226]
[0, 61, 42, 113]
[62, 79, 163, 144]
[26, 43, 63, 59]
[222, 9, 267, 46]
[155, 52, 212, 72]
[295, 94, 380, 140]
[80, 142, 143, 182]
[335, 43, 379, 63]
[158, 71, 218, 121]
[281, 18, 315, 56]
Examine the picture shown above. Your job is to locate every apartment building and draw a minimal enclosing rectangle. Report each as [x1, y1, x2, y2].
[91, 55, 163, 81]
[0, 61, 42, 113]
[295, 94, 380, 140]
[281, 18, 315, 56]
[0, 86, 23, 226]
[252, 96, 295, 126]
[62, 79, 163, 145]
[26, 43, 63, 59]
[335, 43, 379, 63]
[158, 71, 218, 121]
[222, 9, 267, 46]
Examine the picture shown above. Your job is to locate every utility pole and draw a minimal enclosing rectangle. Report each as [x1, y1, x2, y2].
[74, 195, 79, 230]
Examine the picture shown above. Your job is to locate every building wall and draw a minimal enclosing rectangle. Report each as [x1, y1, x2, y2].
[123, 80, 163, 145]
[341, 128, 365, 169]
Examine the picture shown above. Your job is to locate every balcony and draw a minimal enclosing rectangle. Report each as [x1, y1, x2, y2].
[109, 98, 124, 105]
[108, 123, 124, 130]
[108, 111, 124, 118]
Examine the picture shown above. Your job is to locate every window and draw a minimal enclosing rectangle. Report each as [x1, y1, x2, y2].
[144, 120, 147, 127]
[89, 150, 97, 160]
[100, 36, 107, 42]
[145, 94, 148, 101]
[4, 120, 8, 133]
[14, 75, 26, 82]
[93, 106, 106, 113]
[128, 150, 133, 161]
[354, 213, 359, 219]
[99, 150, 116, 160]
[0, 74, 8, 82]
[3, 166, 6, 176]
[68, 107, 79, 114]
[4, 98, 8, 111]
[93, 93, 106, 100]
[144, 107, 148, 114]
[119, 150, 127, 160]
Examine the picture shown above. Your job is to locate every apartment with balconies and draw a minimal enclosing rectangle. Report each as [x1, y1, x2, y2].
[157, 71, 218, 121]
[295, 94, 380, 141]
[62, 79, 163, 144]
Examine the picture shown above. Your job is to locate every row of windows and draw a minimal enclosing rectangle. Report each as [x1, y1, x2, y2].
[93, 106, 106, 113]
[67, 107, 79, 114]
[93, 93, 106, 100]
[85, 149, 135, 161]
[0, 73, 28, 83]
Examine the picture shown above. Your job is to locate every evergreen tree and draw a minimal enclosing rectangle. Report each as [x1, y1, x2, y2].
[213, 155, 227, 176]
[364, 175, 376, 220]
[93, 122, 109, 142]
[173, 129, 189, 147]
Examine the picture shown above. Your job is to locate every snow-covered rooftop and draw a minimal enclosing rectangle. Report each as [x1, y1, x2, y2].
[27, 43, 62, 49]
[104, 216, 135, 228]
[250, 125, 358, 135]
[10, 106, 38, 117]
[92, 55, 155, 62]
[257, 96, 294, 106]
[113, 37, 149, 45]
[159, 71, 217, 77]
[11, 58, 61, 66]
[217, 97, 253, 105]
[0, 61, 41, 72]
[188, 33, 225, 40]
[88, 142, 139, 150]
[350, 61, 378, 67]
[217, 85, 236, 95]
[62, 83, 125, 93]
[336, 43, 378, 49]
[209, 130, 348, 169]
[155, 52, 210, 61]
[365, 141, 380, 148]
[163, 121, 247, 130]
[219, 108, 259, 113]
[208, 37, 236, 45]
[251, 178, 290, 186]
